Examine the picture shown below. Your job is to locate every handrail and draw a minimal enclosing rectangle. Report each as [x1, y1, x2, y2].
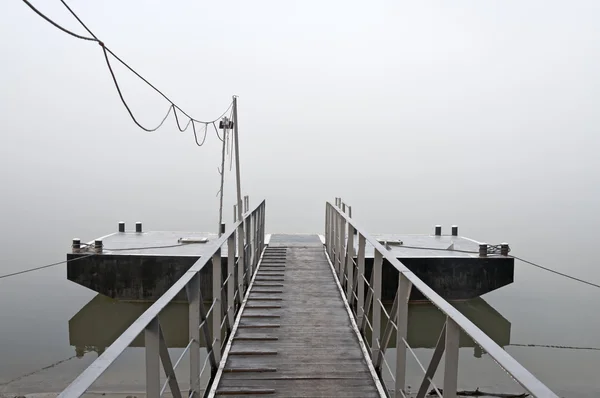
[326, 201, 557, 398]
[59, 199, 266, 398]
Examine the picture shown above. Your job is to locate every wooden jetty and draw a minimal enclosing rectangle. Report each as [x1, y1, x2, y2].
[59, 199, 557, 398]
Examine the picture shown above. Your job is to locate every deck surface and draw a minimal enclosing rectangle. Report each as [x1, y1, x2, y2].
[214, 234, 380, 397]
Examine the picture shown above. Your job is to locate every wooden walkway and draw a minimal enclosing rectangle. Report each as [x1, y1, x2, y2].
[213, 234, 381, 397]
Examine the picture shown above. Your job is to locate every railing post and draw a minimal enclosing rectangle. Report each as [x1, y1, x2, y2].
[145, 317, 160, 398]
[338, 213, 346, 277]
[259, 203, 264, 251]
[158, 324, 183, 398]
[372, 250, 382, 360]
[444, 317, 460, 398]
[249, 213, 254, 270]
[187, 274, 201, 397]
[395, 274, 412, 397]
[357, 234, 366, 326]
[346, 224, 355, 300]
[325, 204, 329, 250]
[245, 218, 252, 285]
[254, 211, 259, 268]
[212, 249, 222, 364]
[228, 234, 236, 319]
[237, 224, 245, 300]
[416, 324, 447, 398]
[331, 207, 337, 265]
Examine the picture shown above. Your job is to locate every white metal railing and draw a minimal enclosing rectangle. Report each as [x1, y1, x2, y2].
[59, 199, 266, 398]
[325, 198, 558, 398]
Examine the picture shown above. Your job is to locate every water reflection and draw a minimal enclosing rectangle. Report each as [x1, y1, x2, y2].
[69, 295, 190, 356]
[389, 297, 511, 358]
[69, 295, 510, 358]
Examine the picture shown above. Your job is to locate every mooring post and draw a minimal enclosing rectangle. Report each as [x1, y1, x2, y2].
[451, 225, 458, 236]
[136, 222, 143, 233]
[435, 225, 442, 236]
[220, 223, 225, 237]
[94, 240, 103, 253]
[479, 243, 488, 257]
[72, 238, 81, 253]
[500, 243, 510, 256]
[118, 222, 125, 233]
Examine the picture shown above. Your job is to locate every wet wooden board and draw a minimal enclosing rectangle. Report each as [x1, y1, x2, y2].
[215, 235, 380, 397]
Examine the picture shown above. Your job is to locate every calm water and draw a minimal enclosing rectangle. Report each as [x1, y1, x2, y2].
[1, 197, 599, 397]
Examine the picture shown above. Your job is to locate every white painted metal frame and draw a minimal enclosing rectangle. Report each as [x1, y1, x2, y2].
[59, 200, 266, 398]
[325, 199, 558, 398]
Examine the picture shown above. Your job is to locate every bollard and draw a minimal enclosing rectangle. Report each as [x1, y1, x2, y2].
[451, 225, 458, 236]
[220, 223, 226, 236]
[136, 222, 142, 233]
[500, 243, 510, 256]
[72, 238, 81, 253]
[479, 243, 488, 257]
[435, 225, 442, 236]
[94, 240, 103, 253]
[118, 222, 125, 233]
[348, 206, 352, 218]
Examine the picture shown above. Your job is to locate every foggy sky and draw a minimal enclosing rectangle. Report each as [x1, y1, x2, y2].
[1, 0, 599, 243]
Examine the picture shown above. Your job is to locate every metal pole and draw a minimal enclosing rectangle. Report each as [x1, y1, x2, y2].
[232, 96, 244, 288]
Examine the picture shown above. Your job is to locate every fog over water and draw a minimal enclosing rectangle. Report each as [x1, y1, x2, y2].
[1, 1, 599, 396]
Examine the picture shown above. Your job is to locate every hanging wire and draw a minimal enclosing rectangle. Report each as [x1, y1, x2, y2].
[191, 121, 209, 147]
[213, 122, 224, 142]
[0, 254, 95, 280]
[385, 244, 600, 290]
[22, 0, 97, 41]
[21, 0, 232, 136]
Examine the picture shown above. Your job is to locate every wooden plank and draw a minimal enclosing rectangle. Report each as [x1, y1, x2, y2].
[237, 324, 281, 329]
[224, 367, 277, 373]
[216, 387, 275, 395]
[234, 334, 279, 341]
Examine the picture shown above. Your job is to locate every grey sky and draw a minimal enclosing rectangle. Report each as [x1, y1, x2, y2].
[1, 0, 599, 236]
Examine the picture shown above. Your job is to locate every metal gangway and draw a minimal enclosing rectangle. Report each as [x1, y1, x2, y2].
[58, 199, 558, 398]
